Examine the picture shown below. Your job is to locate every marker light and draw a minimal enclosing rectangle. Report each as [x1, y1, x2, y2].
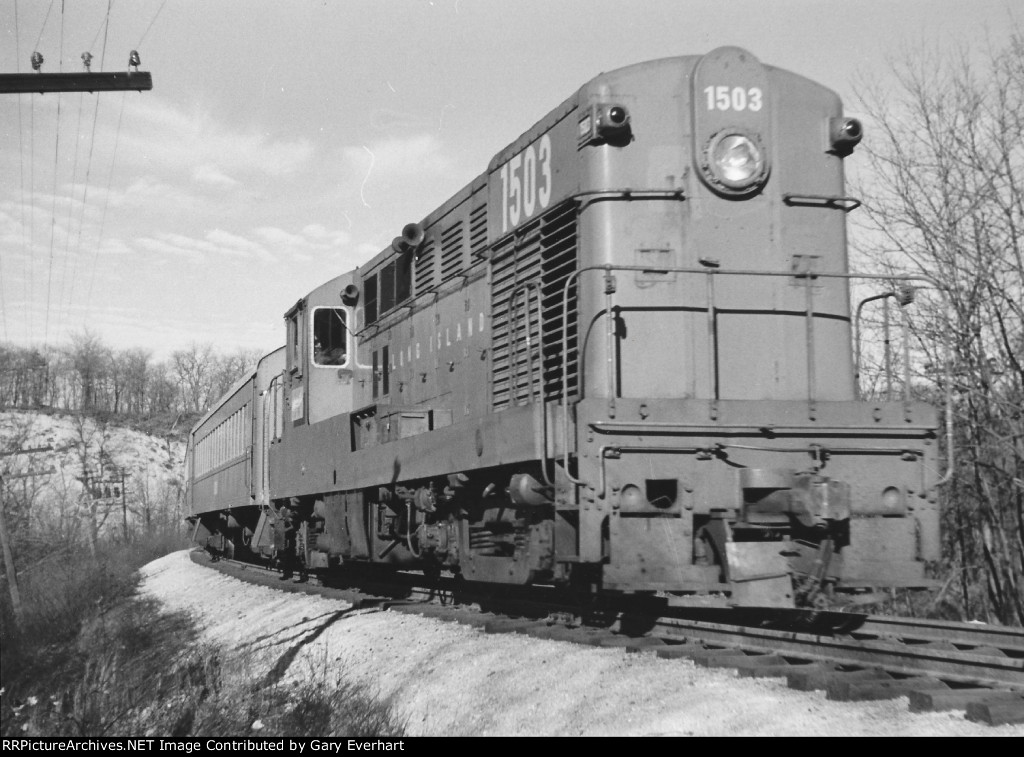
[620, 484, 645, 509]
[880, 486, 907, 515]
[605, 106, 628, 128]
[594, 104, 632, 141]
[709, 132, 765, 190]
[580, 104, 632, 146]
[829, 117, 863, 156]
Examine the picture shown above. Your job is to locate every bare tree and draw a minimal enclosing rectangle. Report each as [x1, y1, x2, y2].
[120, 348, 152, 417]
[144, 361, 178, 417]
[3, 338, 258, 421]
[853, 29, 1024, 625]
[67, 330, 111, 412]
[67, 414, 119, 558]
[211, 348, 262, 399]
[171, 343, 217, 413]
[0, 345, 51, 409]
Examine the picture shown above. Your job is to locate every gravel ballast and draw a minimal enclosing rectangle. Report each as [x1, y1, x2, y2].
[140, 550, 1023, 737]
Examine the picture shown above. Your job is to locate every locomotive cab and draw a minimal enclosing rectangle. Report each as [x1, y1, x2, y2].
[281, 272, 360, 428]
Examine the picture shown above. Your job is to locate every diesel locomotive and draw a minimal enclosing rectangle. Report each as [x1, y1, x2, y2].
[186, 47, 948, 609]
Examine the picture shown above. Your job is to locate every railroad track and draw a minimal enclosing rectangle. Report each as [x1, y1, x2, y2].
[191, 550, 1024, 726]
[646, 612, 1024, 719]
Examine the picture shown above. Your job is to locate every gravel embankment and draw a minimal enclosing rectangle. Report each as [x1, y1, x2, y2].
[139, 551, 1023, 737]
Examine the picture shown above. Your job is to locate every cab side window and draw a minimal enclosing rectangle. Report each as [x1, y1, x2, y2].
[312, 307, 348, 367]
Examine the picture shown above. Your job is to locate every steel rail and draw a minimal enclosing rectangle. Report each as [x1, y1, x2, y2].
[854, 615, 1024, 653]
[651, 616, 1024, 688]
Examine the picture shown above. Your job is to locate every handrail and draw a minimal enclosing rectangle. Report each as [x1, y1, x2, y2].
[509, 282, 553, 487]
[782, 193, 862, 212]
[594, 442, 927, 500]
[509, 283, 542, 404]
[588, 420, 939, 434]
[803, 272, 817, 407]
[853, 288, 918, 405]
[559, 265, 954, 491]
[262, 374, 281, 504]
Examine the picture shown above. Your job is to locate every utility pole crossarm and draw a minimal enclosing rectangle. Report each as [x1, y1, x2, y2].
[1, 468, 57, 481]
[0, 71, 152, 94]
[0, 445, 52, 458]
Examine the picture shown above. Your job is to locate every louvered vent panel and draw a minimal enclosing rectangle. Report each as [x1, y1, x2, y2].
[469, 204, 488, 258]
[540, 202, 579, 401]
[488, 235, 520, 411]
[490, 204, 576, 411]
[415, 239, 437, 293]
[440, 221, 465, 281]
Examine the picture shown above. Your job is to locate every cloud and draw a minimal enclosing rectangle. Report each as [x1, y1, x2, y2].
[135, 235, 205, 262]
[192, 165, 239, 188]
[342, 134, 453, 177]
[135, 229, 272, 263]
[97, 237, 137, 258]
[254, 227, 306, 247]
[118, 176, 204, 211]
[112, 97, 314, 179]
[332, 133, 462, 217]
[254, 224, 351, 253]
[135, 222, 356, 267]
[0, 95, 312, 195]
[300, 224, 351, 246]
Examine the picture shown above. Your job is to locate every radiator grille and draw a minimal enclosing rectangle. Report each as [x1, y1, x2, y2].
[490, 201, 578, 410]
[540, 202, 579, 402]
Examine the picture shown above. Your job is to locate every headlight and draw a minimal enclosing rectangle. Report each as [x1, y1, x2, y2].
[701, 130, 768, 194]
[713, 135, 762, 184]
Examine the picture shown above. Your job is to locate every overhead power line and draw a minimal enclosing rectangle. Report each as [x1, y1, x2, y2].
[42, 0, 67, 348]
[2, 0, 156, 345]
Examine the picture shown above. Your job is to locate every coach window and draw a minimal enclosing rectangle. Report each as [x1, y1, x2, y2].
[312, 307, 349, 367]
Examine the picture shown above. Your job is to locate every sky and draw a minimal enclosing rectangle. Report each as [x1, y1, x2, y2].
[0, 0, 1019, 362]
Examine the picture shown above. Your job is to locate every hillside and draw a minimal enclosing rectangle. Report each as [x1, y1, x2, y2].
[0, 410, 187, 542]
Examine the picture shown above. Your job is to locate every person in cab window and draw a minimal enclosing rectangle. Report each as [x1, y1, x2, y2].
[315, 338, 346, 365]
[322, 345, 346, 365]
